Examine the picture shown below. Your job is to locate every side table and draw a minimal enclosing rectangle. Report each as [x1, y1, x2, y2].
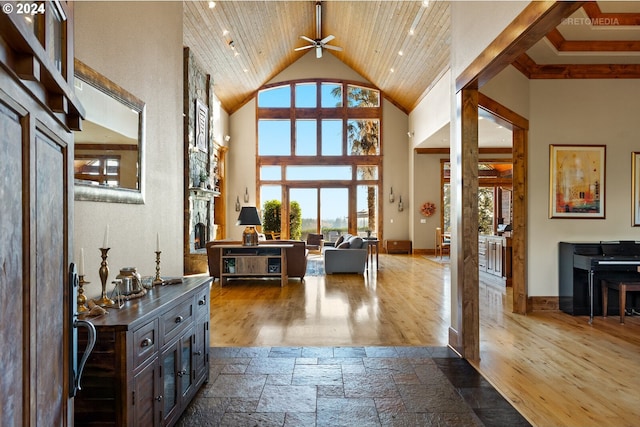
[365, 238, 379, 270]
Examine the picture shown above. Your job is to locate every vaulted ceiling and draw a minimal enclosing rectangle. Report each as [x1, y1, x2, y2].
[183, 1, 640, 117]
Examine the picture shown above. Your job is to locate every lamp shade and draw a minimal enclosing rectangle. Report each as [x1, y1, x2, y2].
[236, 206, 261, 226]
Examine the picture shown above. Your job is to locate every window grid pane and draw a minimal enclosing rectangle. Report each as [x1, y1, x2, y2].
[258, 119, 291, 155]
[286, 165, 351, 181]
[295, 119, 317, 156]
[347, 119, 380, 155]
[295, 83, 316, 108]
[258, 86, 291, 108]
[321, 83, 342, 108]
[321, 119, 342, 156]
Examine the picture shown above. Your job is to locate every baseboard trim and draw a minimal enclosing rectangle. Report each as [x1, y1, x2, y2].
[448, 326, 463, 356]
[528, 296, 559, 311]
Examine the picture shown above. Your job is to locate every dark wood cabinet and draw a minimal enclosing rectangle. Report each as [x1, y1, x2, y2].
[1, 5, 83, 426]
[74, 277, 211, 427]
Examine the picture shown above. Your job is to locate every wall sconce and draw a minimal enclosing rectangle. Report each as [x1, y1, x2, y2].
[224, 135, 231, 142]
[407, 131, 414, 138]
[389, 187, 395, 203]
[235, 196, 241, 212]
[244, 187, 249, 203]
[398, 196, 404, 212]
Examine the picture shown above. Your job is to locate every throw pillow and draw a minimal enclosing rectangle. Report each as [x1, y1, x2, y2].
[335, 235, 345, 246]
[348, 236, 364, 249]
[337, 241, 350, 249]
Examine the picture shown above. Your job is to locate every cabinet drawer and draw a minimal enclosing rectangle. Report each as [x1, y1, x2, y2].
[132, 319, 159, 368]
[160, 299, 194, 346]
[194, 287, 209, 319]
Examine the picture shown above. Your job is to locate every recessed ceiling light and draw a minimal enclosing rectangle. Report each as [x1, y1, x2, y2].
[222, 29, 229, 36]
[208, 1, 216, 9]
[422, 0, 429, 7]
[398, 50, 403, 56]
[409, 29, 415, 36]
[390, 68, 395, 73]
[243, 69, 248, 73]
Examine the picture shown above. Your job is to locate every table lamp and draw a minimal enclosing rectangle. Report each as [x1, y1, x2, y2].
[237, 206, 261, 246]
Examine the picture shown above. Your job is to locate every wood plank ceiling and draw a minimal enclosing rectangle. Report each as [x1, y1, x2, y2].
[184, 0, 450, 114]
[183, 1, 640, 116]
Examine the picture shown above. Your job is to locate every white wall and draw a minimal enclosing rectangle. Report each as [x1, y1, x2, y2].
[409, 70, 451, 149]
[480, 65, 530, 120]
[529, 79, 640, 296]
[226, 50, 410, 241]
[450, 1, 528, 78]
[73, 2, 184, 296]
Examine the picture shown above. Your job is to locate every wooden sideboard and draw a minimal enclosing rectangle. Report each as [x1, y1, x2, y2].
[75, 276, 212, 426]
[219, 244, 291, 287]
[385, 240, 412, 254]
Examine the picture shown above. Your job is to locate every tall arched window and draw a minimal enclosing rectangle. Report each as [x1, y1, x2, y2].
[257, 79, 382, 243]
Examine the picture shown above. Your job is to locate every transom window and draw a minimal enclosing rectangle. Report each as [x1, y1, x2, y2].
[257, 79, 382, 240]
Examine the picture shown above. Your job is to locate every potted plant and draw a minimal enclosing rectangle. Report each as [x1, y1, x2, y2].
[199, 170, 208, 188]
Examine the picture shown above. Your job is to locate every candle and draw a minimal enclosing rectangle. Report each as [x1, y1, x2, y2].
[79, 248, 85, 276]
[103, 224, 109, 248]
[156, 232, 160, 252]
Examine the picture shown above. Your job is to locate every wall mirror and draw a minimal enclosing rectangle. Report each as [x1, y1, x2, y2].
[73, 59, 146, 204]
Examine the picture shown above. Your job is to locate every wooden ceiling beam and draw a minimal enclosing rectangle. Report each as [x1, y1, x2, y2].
[512, 53, 640, 79]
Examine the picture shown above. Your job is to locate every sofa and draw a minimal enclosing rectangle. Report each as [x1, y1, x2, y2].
[206, 239, 308, 280]
[323, 234, 368, 274]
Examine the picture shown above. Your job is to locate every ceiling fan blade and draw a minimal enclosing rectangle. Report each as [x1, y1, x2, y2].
[295, 45, 314, 51]
[315, 45, 323, 59]
[323, 44, 343, 52]
[320, 34, 334, 44]
[300, 35, 316, 44]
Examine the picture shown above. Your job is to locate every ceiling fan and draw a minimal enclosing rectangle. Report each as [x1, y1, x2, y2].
[294, 1, 343, 59]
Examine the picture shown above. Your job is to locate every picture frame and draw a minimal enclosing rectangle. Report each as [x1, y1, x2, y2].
[549, 144, 605, 219]
[195, 99, 208, 153]
[632, 152, 640, 226]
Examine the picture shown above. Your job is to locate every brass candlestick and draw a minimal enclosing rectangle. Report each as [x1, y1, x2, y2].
[77, 275, 90, 313]
[97, 248, 115, 307]
[153, 251, 163, 285]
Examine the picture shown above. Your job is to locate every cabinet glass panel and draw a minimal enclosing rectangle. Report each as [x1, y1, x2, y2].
[163, 349, 177, 414]
[180, 337, 193, 395]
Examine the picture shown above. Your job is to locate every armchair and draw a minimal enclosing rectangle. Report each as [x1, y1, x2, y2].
[305, 233, 324, 254]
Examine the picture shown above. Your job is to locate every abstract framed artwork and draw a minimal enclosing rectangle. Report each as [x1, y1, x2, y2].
[632, 152, 640, 226]
[549, 144, 605, 219]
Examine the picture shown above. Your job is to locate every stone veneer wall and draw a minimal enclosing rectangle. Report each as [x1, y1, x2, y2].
[184, 47, 216, 273]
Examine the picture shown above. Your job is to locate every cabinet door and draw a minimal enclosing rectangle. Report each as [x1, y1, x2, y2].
[160, 345, 179, 425]
[133, 359, 161, 426]
[179, 333, 194, 402]
[193, 319, 209, 386]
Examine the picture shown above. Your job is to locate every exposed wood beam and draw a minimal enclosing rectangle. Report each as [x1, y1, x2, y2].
[513, 53, 640, 79]
[456, 1, 585, 91]
[415, 147, 512, 155]
[582, 2, 640, 26]
[546, 28, 640, 52]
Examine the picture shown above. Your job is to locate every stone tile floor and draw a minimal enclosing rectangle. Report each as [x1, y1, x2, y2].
[177, 346, 530, 427]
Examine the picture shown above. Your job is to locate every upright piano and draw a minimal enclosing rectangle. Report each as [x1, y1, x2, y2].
[559, 241, 640, 322]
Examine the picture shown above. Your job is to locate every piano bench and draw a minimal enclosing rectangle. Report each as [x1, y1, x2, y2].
[601, 280, 640, 324]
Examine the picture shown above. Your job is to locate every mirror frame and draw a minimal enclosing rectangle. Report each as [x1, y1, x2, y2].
[73, 59, 146, 204]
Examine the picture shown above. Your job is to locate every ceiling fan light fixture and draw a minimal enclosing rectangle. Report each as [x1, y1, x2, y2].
[295, 1, 342, 59]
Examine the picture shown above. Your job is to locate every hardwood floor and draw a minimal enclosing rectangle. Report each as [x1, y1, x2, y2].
[209, 253, 640, 427]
